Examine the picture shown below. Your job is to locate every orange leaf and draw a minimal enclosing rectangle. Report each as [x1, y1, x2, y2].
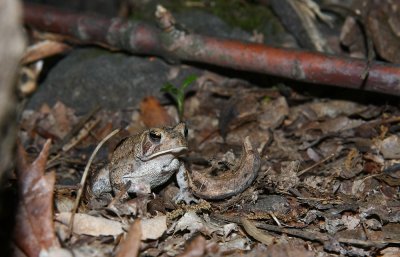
[140, 96, 174, 128]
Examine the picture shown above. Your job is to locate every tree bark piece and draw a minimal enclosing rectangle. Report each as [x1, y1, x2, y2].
[23, 3, 400, 96]
[0, 2, 24, 254]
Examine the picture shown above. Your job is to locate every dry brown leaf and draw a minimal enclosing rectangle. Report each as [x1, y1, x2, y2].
[39, 103, 52, 114]
[380, 247, 400, 257]
[52, 101, 76, 138]
[140, 96, 174, 128]
[266, 243, 315, 257]
[340, 16, 367, 59]
[141, 216, 167, 240]
[259, 96, 289, 130]
[116, 219, 141, 257]
[379, 135, 400, 159]
[367, 2, 400, 63]
[35, 102, 77, 140]
[298, 116, 364, 138]
[56, 212, 124, 237]
[176, 235, 206, 257]
[14, 140, 60, 256]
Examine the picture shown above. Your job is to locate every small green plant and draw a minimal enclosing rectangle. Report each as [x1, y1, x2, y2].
[161, 75, 197, 120]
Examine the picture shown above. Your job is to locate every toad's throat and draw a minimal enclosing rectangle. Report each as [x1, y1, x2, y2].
[138, 146, 188, 161]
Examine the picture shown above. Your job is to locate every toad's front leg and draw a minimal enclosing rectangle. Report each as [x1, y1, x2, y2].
[174, 164, 198, 204]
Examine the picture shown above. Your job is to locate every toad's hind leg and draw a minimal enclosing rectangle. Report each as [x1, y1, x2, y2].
[90, 166, 112, 197]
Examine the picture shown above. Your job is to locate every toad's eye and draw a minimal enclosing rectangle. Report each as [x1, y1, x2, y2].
[184, 126, 188, 138]
[149, 130, 162, 143]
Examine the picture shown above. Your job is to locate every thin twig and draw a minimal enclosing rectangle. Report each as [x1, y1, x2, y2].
[268, 211, 282, 227]
[62, 117, 100, 152]
[297, 153, 335, 176]
[68, 128, 120, 238]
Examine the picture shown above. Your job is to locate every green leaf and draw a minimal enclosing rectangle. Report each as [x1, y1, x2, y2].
[181, 75, 197, 90]
[161, 84, 179, 95]
[161, 75, 197, 121]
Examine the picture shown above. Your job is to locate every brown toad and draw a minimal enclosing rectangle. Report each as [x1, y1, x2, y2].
[88, 123, 196, 204]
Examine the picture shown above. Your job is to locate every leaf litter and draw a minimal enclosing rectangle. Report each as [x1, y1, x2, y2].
[15, 73, 400, 256]
[14, 3, 400, 253]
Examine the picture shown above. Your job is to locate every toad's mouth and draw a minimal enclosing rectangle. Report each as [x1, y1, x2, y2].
[139, 146, 188, 161]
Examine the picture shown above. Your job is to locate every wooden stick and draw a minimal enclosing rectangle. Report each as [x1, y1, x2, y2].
[68, 128, 120, 238]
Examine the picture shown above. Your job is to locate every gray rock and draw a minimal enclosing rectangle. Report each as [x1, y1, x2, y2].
[175, 10, 251, 41]
[244, 195, 290, 214]
[28, 48, 173, 113]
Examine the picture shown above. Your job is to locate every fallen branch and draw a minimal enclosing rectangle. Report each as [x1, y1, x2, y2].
[213, 214, 400, 249]
[23, 3, 400, 96]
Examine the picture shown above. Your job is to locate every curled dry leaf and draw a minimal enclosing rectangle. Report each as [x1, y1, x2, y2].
[240, 217, 275, 245]
[14, 140, 60, 257]
[21, 40, 71, 65]
[188, 136, 260, 200]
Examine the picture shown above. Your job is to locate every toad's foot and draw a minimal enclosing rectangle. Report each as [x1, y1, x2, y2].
[173, 189, 198, 204]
